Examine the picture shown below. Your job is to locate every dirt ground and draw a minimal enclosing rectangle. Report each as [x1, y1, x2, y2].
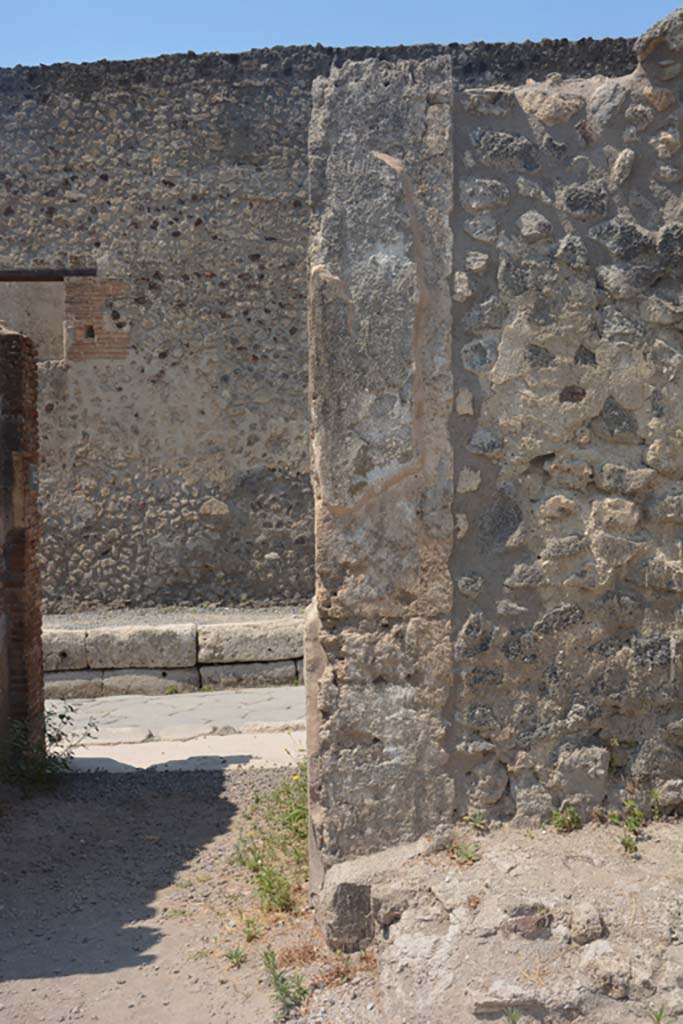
[0, 768, 377, 1024]
[5, 766, 679, 1024]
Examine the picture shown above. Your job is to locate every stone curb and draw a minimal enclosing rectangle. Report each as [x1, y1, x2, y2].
[197, 619, 303, 663]
[42, 612, 304, 697]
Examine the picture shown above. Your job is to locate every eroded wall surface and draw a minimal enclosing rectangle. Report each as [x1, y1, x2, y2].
[0, 328, 42, 748]
[0, 41, 634, 611]
[307, 56, 456, 892]
[307, 11, 683, 916]
[451, 13, 683, 826]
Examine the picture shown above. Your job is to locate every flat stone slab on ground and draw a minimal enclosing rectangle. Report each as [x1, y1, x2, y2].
[70, 729, 306, 772]
[48, 685, 306, 747]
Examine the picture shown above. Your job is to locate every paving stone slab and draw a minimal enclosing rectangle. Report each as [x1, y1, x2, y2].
[86, 624, 197, 669]
[197, 618, 303, 664]
[199, 661, 298, 690]
[152, 722, 218, 742]
[91, 725, 153, 746]
[46, 686, 306, 743]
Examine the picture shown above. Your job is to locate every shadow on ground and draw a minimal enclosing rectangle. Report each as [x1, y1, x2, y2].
[0, 767, 238, 981]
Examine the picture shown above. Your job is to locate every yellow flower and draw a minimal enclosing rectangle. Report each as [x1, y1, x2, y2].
[292, 774, 300, 781]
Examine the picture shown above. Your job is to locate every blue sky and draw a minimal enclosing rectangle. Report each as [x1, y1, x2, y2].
[1, 0, 676, 68]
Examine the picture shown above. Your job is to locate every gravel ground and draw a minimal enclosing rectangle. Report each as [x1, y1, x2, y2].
[0, 768, 375, 1024]
[43, 605, 307, 629]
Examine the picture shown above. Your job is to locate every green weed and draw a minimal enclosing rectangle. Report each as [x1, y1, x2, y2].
[621, 832, 638, 856]
[0, 702, 97, 791]
[464, 812, 489, 834]
[255, 864, 294, 913]
[225, 946, 247, 968]
[649, 1008, 674, 1024]
[236, 762, 308, 912]
[450, 840, 482, 865]
[263, 947, 307, 1021]
[242, 915, 263, 942]
[623, 799, 646, 835]
[551, 805, 582, 833]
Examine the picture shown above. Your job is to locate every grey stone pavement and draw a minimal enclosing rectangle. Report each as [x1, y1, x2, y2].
[49, 686, 306, 773]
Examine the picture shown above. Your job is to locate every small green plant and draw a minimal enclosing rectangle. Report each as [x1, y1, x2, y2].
[225, 946, 247, 968]
[263, 947, 307, 1020]
[256, 864, 294, 913]
[0, 702, 97, 791]
[623, 799, 645, 835]
[649, 1008, 674, 1024]
[464, 812, 489, 834]
[621, 832, 638, 855]
[607, 810, 622, 826]
[164, 685, 179, 695]
[503, 1009, 522, 1024]
[551, 805, 582, 833]
[242, 915, 263, 942]
[236, 762, 308, 913]
[450, 840, 482, 865]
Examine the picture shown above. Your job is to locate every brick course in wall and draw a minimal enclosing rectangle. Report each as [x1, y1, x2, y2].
[0, 328, 42, 749]
[64, 278, 130, 361]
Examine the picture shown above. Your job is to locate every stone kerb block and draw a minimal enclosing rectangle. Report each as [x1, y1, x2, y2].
[42, 628, 88, 672]
[197, 619, 303, 664]
[306, 55, 456, 927]
[44, 671, 104, 699]
[85, 624, 197, 669]
[200, 661, 298, 689]
[100, 668, 199, 696]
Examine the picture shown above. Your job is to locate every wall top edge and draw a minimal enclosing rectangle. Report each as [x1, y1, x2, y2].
[0, 36, 637, 98]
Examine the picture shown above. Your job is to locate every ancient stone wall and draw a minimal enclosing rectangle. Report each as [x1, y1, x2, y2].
[306, 10, 683, 943]
[0, 39, 635, 612]
[0, 328, 42, 748]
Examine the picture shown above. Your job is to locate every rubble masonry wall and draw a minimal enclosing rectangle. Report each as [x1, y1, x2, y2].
[0, 39, 634, 611]
[306, 12, 683, 925]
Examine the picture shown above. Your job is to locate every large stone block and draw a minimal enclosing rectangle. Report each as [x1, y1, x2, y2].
[197, 619, 302, 664]
[199, 661, 298, 690]
[85, 624, 197, 669]
[100, 668, 199, 696]
[42, 628, 88, 672]
[44, 671, 104, 699]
